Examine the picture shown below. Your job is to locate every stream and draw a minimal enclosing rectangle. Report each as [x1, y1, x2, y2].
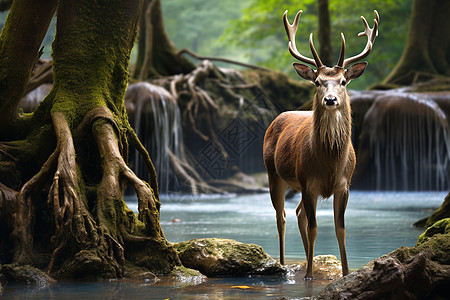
[1, 191, 446, 299]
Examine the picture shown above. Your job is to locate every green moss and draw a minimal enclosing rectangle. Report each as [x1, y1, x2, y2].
[170, 265, 202, 278]
[416, 218, 450, 246]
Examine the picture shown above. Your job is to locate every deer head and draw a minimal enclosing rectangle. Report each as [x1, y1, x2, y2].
[283, 10, 379, 111]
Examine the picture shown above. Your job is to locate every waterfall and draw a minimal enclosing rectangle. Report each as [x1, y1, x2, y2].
[125, 82, 184, 194]
[362, 93, 450, 190]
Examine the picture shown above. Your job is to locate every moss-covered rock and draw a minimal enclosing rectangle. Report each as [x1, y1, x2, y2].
[315, 221, 450, 300]
[416, 218, 450, 245]
[169, 266, 207, 288]
[173, 238, 284, 277]
[415, 193, 450, 228]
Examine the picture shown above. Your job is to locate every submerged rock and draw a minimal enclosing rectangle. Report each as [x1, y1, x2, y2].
[173, 238, 284, 277]
[299, 255, 342, 280]
[0, 263, 56, 287]
[316, 219, 450, 299]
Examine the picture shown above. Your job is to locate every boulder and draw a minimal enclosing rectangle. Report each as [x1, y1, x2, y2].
[316, 219, 450, 299]
[168, 266, 207, 288]
[173, 238, 284, 277]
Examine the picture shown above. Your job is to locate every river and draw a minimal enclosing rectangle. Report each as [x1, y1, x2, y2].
[1, 191, 446, 299]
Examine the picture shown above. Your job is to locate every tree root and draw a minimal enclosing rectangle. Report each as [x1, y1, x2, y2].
[11, 148, 58, 265]
[92, 118, 163, 239]
[46, 111, 106, 275]
[167, 149, 224, 195]
[177, 48, 272, 72]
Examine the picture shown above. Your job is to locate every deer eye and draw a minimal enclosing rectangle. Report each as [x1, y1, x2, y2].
[314, 80, 320, 87]
[341, 79, 347, 86]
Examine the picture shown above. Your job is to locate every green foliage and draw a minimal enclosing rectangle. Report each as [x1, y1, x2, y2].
[162, 0, 247, 62]
[223, 0, 413, 89]
[0, 0, 414, 90]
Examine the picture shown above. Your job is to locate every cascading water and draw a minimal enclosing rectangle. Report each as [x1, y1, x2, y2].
[357, 92, 450, 190]
[125, 82, 185, 194]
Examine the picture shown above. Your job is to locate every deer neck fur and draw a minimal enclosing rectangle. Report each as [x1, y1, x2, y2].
[312, 92, 352, 155]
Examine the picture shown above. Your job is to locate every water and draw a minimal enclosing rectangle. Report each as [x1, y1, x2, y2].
[157, 191, 445, 269]
[2, 192, 446, 299]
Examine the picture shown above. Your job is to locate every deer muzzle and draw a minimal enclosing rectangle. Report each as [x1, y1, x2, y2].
[323, 95, 339, 108]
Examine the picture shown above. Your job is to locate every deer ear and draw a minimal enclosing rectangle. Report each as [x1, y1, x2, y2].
[293, 63, 316, 81]
[346, 62, 368, 80]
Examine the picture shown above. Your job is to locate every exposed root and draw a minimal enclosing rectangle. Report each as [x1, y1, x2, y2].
[93, 118, 163, 239]
[167, 149, 224, 195]
[177, 48, 272, 72]
[25, 59, 53, 95]
[46, 111, 103, 274]
[11, 148, 58, 265]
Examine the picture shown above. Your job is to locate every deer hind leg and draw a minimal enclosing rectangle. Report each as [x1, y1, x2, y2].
[296, 199, 309, 262]
[302, 191, 318, 279]
[334, 188, 349, 276]
[268, 173, 288, 265]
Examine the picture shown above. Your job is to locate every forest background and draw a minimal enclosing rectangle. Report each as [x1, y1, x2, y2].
[0, 0, 412, 90]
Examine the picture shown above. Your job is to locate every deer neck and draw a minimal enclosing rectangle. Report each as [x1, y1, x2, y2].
[312, 96, 351, 155]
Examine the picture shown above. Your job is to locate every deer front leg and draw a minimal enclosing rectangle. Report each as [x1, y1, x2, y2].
[334, 187, 349, 276]
[302, 190, 318, 279]
[296, 199, 309, 262]
[268, 173, 288, 265]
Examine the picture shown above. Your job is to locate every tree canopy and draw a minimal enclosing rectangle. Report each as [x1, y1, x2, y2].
[161, 0, 413, 89]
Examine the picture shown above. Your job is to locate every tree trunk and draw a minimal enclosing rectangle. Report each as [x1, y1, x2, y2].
[317, 0, 333, 66]
[384, 0, 450, 85]
[133, 0, 195, 80]
[0, 0, 57, 137]
[0, 0, 180, 279]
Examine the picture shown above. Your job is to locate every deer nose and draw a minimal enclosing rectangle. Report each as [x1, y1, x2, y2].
[324, 96, 337, 106]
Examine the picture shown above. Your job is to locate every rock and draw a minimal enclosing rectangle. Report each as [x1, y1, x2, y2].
[299, 255, 342, 280]
[124, 269, 158, 284]
[173, 238, 285, 277]
[414, 192, 450, 227]
[316, 219, 450, 299]
[416, 218, 450, 253]
[169, 266, 207, 287]
[0, 263, 56, 287]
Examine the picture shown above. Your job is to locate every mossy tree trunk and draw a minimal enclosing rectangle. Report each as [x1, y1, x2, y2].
[0, 0, 57, 137]
[133, 0, 195, 80]
[0, 0, 180, 279]
[384, 0, 450, 85]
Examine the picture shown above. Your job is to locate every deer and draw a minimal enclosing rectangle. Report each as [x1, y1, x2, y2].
[263, 10, 379, 279]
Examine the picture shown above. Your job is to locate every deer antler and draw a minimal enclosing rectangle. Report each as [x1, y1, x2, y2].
[337, 10, 379, 68]
[283, 10, 323, 68]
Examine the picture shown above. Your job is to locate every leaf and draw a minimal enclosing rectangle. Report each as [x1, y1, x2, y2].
[231, 285, 252, 289]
